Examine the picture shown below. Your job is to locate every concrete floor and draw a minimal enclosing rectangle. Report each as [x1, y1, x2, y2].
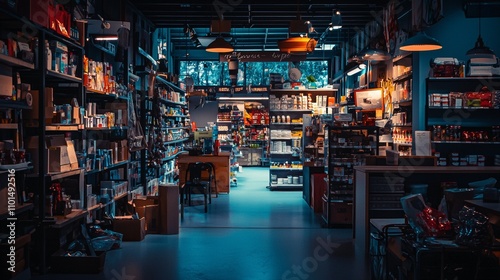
[33, 167, 370, 280]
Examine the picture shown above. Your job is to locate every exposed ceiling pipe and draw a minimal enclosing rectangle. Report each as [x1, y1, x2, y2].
[263, 28, 268, 50]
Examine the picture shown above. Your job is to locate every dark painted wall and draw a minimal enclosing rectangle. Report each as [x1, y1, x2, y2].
[412, 0, 500, 130]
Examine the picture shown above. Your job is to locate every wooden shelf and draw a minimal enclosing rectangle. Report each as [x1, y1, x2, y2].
[0, 53, 35, 69]
[46, 69, 82, 83]
[47, 168, 83, 181]
[52, 210, 86, 228]
[86, 126, 129, 131]
[0, 99, 31, 110]
[393, 72, 412, 83]
[85, 161, 129, 175]
[0, 203, 34, 220]
[45, 124, 81, 131]
[86, 88, 129, 100]
[0, 123, 18, 129]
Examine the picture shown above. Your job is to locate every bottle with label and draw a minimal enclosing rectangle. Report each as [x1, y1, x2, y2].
[45, 40, 52, 70]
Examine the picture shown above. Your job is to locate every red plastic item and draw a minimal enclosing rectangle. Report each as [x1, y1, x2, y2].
[416, 206, 452, 237]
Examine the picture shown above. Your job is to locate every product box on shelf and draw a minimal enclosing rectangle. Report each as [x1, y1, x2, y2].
[118, 140, 128, 162]
[23, 87, 54, 122]
[113, 216, 145, 241]
[46, 135, 71, 173]
[105, 102, 128, 126]
[19, 0, 51, 28]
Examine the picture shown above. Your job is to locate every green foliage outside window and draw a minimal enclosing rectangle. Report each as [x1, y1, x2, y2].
[179, 60, 329, 87]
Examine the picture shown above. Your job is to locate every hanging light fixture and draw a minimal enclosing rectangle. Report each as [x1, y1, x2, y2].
[466, 16, 495, 58]
[206, 37, 234, 53]
[346, 62, 366, 76]
[329, 10, 342, 30]
[206, 20, 234, 53]
[278, 37, 317, 54]
[399, 32, 442, 52]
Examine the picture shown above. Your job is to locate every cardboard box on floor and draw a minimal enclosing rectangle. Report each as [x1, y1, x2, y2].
[132, 197, 159, 234]
[113, 216, 145, 241]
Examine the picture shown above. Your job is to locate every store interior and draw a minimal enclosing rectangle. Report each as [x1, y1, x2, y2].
[1, 0, 500, 279]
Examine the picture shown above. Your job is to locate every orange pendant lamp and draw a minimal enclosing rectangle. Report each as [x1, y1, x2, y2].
[278, 37, 317, 54]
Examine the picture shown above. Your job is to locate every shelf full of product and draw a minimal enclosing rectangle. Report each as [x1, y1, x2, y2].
[323, 125, 379, 227]
[425, 77, 500, 167]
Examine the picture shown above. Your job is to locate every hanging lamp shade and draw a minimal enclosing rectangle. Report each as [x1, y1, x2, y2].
[399, 32, 442, 52]
[278, 37, 317, 54]
[358, 48, 392, 61]
[466, 35, 495, 58]
[206, 37, 234, 53]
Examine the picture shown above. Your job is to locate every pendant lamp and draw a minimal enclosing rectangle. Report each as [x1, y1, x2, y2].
[399, 32, 442, 52]
[206, 37, 234, 53]
[466, 16, 495, 58]
[278, 37, 317, 54]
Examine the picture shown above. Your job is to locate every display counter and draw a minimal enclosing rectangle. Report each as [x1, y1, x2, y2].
[177, 154, 231, 194]
[354, 165, 500, 257]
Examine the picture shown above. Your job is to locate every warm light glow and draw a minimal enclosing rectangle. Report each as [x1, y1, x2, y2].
[399, 32, 442, 52]
[206, 37, 234, 53]
[278, 37, 317, 54]
[94, 35, 118, 41]
[347, 63, 366, 76]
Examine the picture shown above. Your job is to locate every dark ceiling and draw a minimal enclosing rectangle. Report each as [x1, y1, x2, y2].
[130, 0, 395, 52]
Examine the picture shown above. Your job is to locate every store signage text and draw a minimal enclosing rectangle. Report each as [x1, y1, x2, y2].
[219, 52, 306, 62]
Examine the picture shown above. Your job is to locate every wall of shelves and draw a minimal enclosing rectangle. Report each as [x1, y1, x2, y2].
[425, 77, 500, 166]
[390, 52, 413, 156]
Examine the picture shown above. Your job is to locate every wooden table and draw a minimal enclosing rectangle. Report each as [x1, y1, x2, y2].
[177, 154, 230, 194]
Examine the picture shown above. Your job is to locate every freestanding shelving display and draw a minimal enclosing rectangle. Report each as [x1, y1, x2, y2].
[323, 125, 379, 227]
[268, 89, 336, 190]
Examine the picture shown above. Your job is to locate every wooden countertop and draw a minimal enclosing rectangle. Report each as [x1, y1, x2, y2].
[355, 166, 500, 173]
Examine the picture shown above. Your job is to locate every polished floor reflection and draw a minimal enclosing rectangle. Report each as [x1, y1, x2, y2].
[33, 167, 369, 280]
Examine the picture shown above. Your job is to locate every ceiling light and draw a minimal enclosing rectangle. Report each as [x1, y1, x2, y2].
[330, 10, 342, 30]
[278, 37, 317, 54]
[399, 32, 442, 51]
[466, 35, 495, 57]
[347, 63, 366, 76]
[466, 16, 495, 58]
[206, 37, 234, 53]
[94, 35, 118, 41]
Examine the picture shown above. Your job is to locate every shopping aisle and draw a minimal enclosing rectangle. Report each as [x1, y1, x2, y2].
[33, 167, 369, 280]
